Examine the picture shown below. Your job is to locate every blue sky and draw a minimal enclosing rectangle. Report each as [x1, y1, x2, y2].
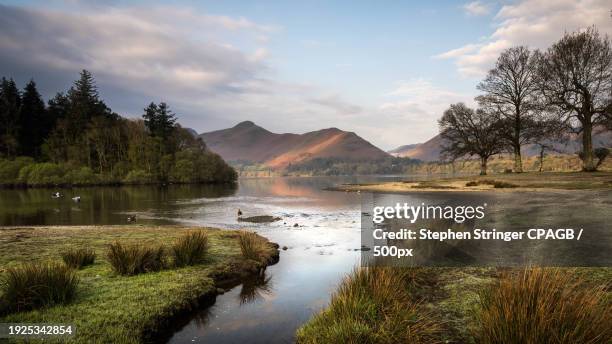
[0, 0, 610, 149]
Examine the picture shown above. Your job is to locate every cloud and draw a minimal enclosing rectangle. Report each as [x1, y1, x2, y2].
[438, 0, 612, 77]
[309, 94, 362, 115]
[463, 1, 491, 16]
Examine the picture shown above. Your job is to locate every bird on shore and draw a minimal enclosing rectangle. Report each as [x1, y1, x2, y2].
[237, 209, 243, 216]
[127, 215, 136, 222]
[72, 196, 81, 202]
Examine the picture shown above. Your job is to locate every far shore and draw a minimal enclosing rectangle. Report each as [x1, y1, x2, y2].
[327, 171, 612, 193]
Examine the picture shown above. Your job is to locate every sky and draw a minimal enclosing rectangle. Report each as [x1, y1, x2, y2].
[0, 0, 611, 150]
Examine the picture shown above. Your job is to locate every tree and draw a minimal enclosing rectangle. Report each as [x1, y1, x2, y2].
[536, 27, 612, 171]
[476, 46, 541, 173]
[0, 78, 21, 157]
[18, 80, 47, 157]
[142, 102, 177, 153]
[439, 103, 503, 175]
[65, 70, 112, 142]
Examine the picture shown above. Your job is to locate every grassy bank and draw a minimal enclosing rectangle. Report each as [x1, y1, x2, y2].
[297, 267, 612, 343]
[331, 171, 612, 193]
[0, 225, 279, 343]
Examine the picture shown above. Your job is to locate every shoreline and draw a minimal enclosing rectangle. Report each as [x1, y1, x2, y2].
[0, 225, 280, 343]
[326, 171, 612, 193]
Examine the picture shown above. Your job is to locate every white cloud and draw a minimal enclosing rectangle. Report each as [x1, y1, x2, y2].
[439, 0, 612, 77]
[463, 1, 491, 16]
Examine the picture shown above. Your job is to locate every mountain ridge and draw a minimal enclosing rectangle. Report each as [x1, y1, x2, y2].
[200, 121, 390, 168]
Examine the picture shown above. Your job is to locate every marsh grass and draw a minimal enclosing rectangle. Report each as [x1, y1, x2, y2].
[475, 268, 611, 344]
[171, 231, 209, 267]
[238, 231, 266, 261]
[465, 179, 517, 188]
[0, 262, 79, 314]
[61, 247, 96, 269]
[297, 266, 441, 343]
[107, 241, 166, 276]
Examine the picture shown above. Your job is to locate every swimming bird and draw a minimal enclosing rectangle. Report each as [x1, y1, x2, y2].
[237, 209, 243, 216]
[72, 196, 81, 202]
[51, 192, 62, 198]
[127, 215, 136, 222]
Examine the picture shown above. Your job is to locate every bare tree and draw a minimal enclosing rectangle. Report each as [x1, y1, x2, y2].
[439, 103, 503, 175]
[477, 46, 540, 173]
[536, 27, 612, 171]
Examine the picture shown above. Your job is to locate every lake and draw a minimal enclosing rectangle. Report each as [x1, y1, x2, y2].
[1, 175, 610, 343]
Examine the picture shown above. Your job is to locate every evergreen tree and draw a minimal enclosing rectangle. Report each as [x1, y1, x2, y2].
[66, 70, 111, 141]
[143, 102, 177, 144]
[18, 80, 47, 157]
[0, 78, 22, 157]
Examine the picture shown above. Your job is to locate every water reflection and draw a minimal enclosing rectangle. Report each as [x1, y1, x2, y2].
[239, 271, 273, 305]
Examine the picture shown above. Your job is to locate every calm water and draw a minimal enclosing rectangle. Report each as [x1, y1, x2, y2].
[1, 176, 610, 343]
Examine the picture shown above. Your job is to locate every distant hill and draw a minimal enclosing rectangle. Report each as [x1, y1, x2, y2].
[200, 121, 390, 169]
[390, 127, 612, 162]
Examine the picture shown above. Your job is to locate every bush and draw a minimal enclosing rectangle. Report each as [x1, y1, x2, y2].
[18, 162, 65, 186]
[106, 242, 166, 276]
[0, 157, 34, 185]
[61, 247, 96, 269]
[65, 167, 99, 185]
[171, 231, 208, 267]
[475, 268, 611, 344]
[0, 262, 79, 314]
[238, 231, 266, 261]
[297, 266, 441, 343]
[123, 169, 154, 184]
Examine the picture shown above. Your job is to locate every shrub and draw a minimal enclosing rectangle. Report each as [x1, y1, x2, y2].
[18, 162, 65, 186]
[61, 247, 96, 269]
[106, 242, 166, 276]
[475, 268, 611, 344]
[123, 169, 154, 184]
[238, 231, 266, 261]
[171, 231, 208, 267]
[65, 167, 99, 185]
[0, 262, 79, 314]
[297, 266, 441, 343]
[0, 157, 34, 185]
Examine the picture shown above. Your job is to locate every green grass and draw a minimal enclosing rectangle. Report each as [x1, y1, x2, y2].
[62, 248, 96, 269]
[171, 230, 209, 267]
[0, 225, 277, 343]
[0, 262, 79, 314]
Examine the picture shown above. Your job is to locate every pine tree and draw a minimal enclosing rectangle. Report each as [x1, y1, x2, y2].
[18, 80, 47, 157]
[143, 102, 177, 142]
[0, 77, 22, 157]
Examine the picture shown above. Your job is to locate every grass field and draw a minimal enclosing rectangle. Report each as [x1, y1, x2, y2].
[0, 225, 279, 343]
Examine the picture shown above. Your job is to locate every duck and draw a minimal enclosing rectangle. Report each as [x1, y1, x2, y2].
[51, 192, 63, 199]
[127, 215, 136, 222]
[237, 209, 243, 216]
[71, 196, 81, 202]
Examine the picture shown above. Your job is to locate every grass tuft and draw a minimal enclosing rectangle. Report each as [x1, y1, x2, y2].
[297, 266, 441, 343]
[475, 267, 612, 344]
[106, 241, 166, 276]
[0, 262, 79, 314]
[238, 231, 266, 261]
[465, 179, 517, 188]
[171, 231, 209, 267]
[61, 247, 96, 269]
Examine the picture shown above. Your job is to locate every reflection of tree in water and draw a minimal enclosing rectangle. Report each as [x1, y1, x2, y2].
[239, 270, 273, 305]
[192, 306, 213, 328]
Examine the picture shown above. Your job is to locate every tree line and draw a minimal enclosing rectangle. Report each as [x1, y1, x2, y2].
[439, 26, 612, 175]
[0, 70, 236, 186]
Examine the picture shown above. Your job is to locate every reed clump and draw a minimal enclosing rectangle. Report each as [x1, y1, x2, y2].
[238, 231, 266, 261]
[297, 266, 441, 343]
[106, 241, 166, 276]
[475, 267, 611, 344]
[0, 262, 79, 314]
[61, 247, 96, 269]
[171, 231, 209, 267]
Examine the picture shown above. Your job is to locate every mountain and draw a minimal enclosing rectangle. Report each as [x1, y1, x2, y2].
[200, 121, 390, 169]
[390, 127, 612, 162]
